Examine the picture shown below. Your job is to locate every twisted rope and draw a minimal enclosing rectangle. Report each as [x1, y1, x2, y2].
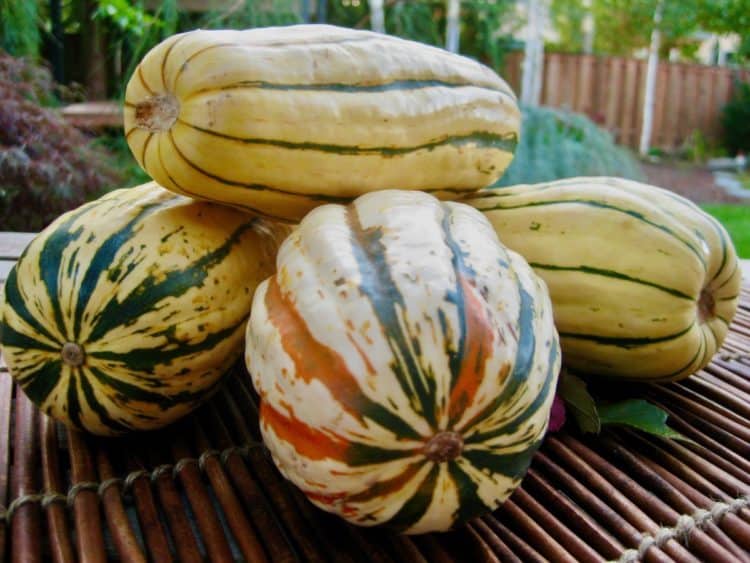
[616, 495, 750, 562]
[0, 440, 265, 525]
[718, 351, 750, 362]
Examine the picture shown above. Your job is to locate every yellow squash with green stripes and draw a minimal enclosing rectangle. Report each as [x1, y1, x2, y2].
[123, 24, 520, 222]
[0, 183, 287, 435]
[464, 177, 741, 381]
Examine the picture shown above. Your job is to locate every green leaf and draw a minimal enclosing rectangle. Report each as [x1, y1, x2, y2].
[559, 372, 600, 434]
[598, 399, 690, 441]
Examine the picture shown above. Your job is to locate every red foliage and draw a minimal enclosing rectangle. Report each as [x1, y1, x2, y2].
[0, 52, 122, 231]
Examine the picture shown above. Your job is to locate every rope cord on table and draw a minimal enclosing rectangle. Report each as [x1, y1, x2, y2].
[718, 351, 750, 362]
[615, 495, 750, 563]
[0, 441, 265, 525]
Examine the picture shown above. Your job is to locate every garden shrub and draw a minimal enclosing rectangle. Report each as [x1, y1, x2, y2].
[496, 105, 644, 187]
[0, 51, 122, 231]
[721, 81, 750, 157]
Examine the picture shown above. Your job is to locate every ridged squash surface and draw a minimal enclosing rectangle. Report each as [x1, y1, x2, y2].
[245, 190, 560, 533]
[464, 177, 741, 381]
[124, 24, 520, 222]
[0, 183, 287, 435]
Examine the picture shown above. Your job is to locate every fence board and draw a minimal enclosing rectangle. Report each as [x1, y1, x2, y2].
[499, 52, 749, 150]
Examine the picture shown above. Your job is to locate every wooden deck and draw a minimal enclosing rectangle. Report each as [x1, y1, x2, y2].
[60, 101, 122, 129]
[1, 230, 750, 562]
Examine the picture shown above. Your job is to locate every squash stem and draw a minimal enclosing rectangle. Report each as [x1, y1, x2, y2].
[698, 288, 716, 323]
[424, 431, 464, 462]
[61, 342, 85, 367]
[134, 94, 180, 132]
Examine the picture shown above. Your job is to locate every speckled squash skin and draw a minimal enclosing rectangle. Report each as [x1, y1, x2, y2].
[0, 182, 288, 435]
[124, 24, 520, 222]
[245, 190, 560, 534]
[464, 177, 741, 381]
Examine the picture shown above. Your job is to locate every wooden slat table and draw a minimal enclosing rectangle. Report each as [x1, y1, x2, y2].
[1, 231, 750, 562]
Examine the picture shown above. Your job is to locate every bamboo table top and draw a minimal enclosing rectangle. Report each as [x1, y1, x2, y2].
[1, 231, 750, 562]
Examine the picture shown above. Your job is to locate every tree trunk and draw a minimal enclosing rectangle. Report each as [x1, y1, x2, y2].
[370, 0, 385, 33]
[82, 0, 108, 100]
[445, 0, 460, 53]
[521, 0, 545, 106]
[639, 0, 663, 156]
[582, 0, 594, 54]
[317, 0, 328, 23]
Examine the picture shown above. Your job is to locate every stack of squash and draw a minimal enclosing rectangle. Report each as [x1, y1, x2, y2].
[0, 24, 741, 534]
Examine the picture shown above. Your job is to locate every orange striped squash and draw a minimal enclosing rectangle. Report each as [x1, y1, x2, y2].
[244, 190, 560, 533]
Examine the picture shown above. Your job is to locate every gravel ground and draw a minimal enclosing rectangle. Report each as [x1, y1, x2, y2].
[641, 162, 744, 204]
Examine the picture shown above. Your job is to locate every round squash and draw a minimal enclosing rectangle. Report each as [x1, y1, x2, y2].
[464, 177, 741, 381]
[0, 182, 287, 435]
[123, 24, 520, 222]
[245, 190, 560, 534]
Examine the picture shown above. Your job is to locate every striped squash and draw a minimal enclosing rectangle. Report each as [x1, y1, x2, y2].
[245, 190, 560, 534]
[464, 177, 741, 381]
[0, 183, 287, 435]
[123, 24, 520, 222]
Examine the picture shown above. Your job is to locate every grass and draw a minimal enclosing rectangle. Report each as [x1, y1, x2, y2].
[700, 204, 750, 258]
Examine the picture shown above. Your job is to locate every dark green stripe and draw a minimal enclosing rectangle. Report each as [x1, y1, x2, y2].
[166, 132, 335, 218]
[38, 212, 88, 337]
[656, 187, 730, 283]
[89, 319, 243, 373]
[87, 366, 210, 409]
[1, 266, 60, 347]
[0, 322, 58, 353]
[480, 199, 707, 271]
[86, 219, 257, 344]
[193, 78, 510, 96]
[719, 295, 739, 302]
[67, 375, 84, 429]
[560, 322, 695, 349]
[717, 261, 739, 290]
[447, 460, 492, 525]
[79, 370, 131, 434]
[653, 338, 704, 381]
[529, 263, 694, 301]
[17, 360, 63, 406]
[386, 464, 439, 533]
[461, 279, 537, 437]
[73, 201, 166, 340]
[180, 119, 518, 157]
[440, 208, 474, 427]
[468, 333, 558, 444]
[169, 33, 402, 95]
[348, 207, 438, 431]
[462, 442, 541, 483]
[345, 442, 417, 467]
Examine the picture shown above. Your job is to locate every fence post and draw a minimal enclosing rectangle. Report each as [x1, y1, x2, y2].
[639, 0, 663, 156]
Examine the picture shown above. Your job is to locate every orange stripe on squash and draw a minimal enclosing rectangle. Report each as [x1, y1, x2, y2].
[448, 275, 495, 424]
[265, 276, 371, 423]
[261, 401, 350, 462]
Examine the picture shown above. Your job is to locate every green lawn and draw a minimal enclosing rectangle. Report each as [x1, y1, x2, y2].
[700, 204, 750, 258]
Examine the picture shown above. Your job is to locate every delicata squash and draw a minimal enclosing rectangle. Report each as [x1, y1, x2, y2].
[124, 24, 520, 222]
[464, 177, 741, 381]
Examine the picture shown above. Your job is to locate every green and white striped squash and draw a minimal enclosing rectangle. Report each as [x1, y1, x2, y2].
[124, 24, 520, 222]
[0, 182, 287, 435]
[464, 177, 741, 381]
[245, 190, 560, 534]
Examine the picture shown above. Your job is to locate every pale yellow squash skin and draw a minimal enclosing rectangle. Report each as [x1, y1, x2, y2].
[123, 25, 520, 222]
[464, 177, 741, 381]
[0, 183, 288, 435]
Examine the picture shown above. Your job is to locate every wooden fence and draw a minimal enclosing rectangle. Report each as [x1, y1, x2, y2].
[501, 52, 750, 151]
